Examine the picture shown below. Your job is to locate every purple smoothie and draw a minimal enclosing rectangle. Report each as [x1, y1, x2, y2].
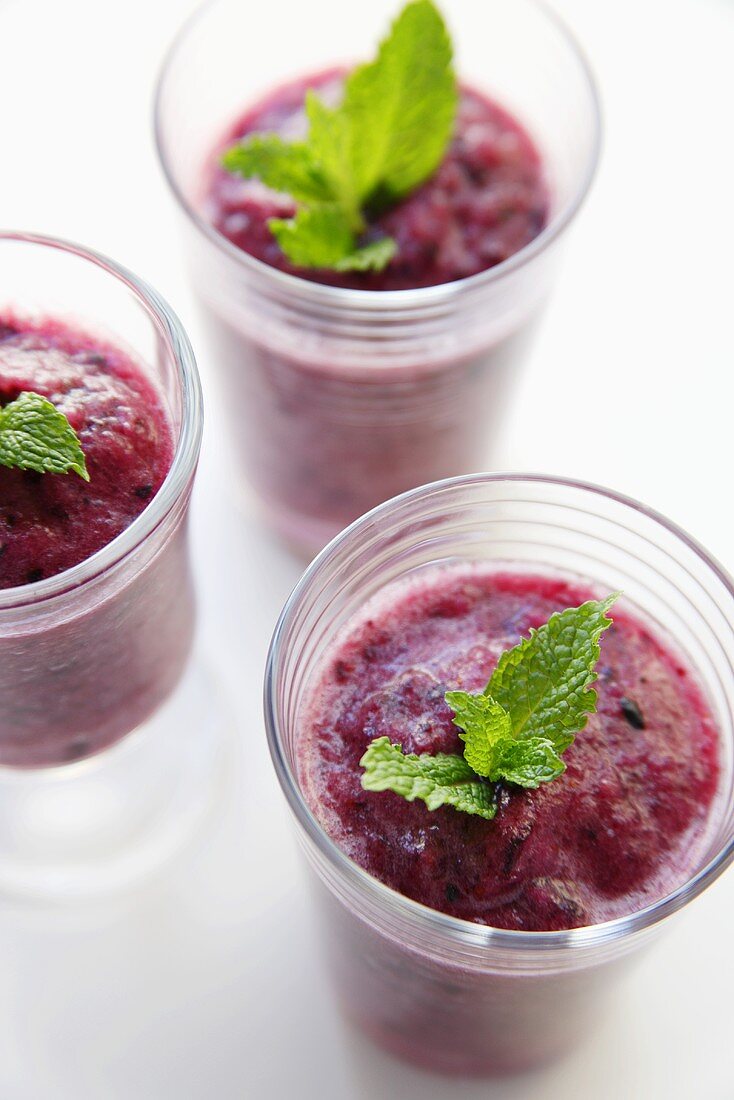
[205, 71, 548, 289]
[0, 316, 173, 588]
[196, 73, 551, 552]
[299, 570, 721, 931]
[0, 316, 193, 768]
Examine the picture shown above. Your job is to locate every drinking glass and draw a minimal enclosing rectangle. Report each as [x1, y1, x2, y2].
[265, 474, 734, 1074]
[0, 231, 220, 899]
[155, 0, 601, 555]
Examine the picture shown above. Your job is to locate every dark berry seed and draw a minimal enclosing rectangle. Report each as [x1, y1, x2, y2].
[26, 568, 43, 584]
[620, 697, 646, 730]
[134, 484, 153, 500]
[502, 834, 527, 876]
[5, 514, 16, 527]
[445, 883, 460, 902]
[530, 208, 547, 234]
[65, 738, 91, 761]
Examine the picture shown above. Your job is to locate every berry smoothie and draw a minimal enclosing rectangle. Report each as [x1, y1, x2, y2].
[293, 566, 722, 1072]
[206, 73, 548, 290]
[196, 73, 552, 552]
[299, 570, 721, 931]
[0, 316, 193, 768]
[0, 317, 172, 588]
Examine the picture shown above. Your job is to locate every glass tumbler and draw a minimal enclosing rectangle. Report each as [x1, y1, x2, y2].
[265, 474, 734, 1075]
[0, 232, 215, 899]
[155, 0, 601, 555]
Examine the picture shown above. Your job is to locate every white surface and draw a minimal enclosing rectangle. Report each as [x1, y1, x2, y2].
[1, 0, 733, 1095]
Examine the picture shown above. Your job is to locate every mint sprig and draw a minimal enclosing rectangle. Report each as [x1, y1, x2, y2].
[222, 136, 334, 206]
[0, 392, 89, 481]
[221, 0, 457, 271]
[268, 206, 398, 272]
[361, 595, 618, 819]
[360, 738, 498, 820]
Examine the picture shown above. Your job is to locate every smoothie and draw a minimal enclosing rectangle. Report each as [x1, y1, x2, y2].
[267, 472, 732, 1074]
[0, 315, 193, 768]
[197, 74, 550, 551]
[159, 0, 599, 554]
[298, 569, 721, 931]
[206, 73, 548, 289]
[0, 316, 172, 588]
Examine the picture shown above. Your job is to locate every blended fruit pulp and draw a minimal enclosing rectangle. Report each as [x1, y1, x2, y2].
[205, 71, 548, 289]
[299, 570, 721, 931]
[0, 315, 191, 768]
[0, 316, 173, 588]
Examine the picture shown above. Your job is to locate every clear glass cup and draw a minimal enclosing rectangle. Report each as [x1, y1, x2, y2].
[265, 474, 734, 1075]
[0, 232, 215, 899]
[155, 0, 601, 555]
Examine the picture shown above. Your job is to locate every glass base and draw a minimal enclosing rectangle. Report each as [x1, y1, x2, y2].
[0, 653, 231, 901]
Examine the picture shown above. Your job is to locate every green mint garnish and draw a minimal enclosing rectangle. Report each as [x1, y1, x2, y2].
[361, 595, 618, 819]
[360, 739, 499, 820]
[267, 206, 398, 272]
[222, 136, 335, 206]
[0, 392, 89, 481]
[221, 0, 457, 272]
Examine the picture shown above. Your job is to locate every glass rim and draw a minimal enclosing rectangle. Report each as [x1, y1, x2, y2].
[153, 0, 603, 314]
[264, 472, 734, 954]
[0, 230, 203, 610]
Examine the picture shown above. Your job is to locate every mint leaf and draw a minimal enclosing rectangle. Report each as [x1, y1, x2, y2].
[494, 737, 565, 789]
[444, 690, 511, 777]
[304, 91, 363, 231]
[447, 595, 618, 784]
[270, 208, 397, 272]
[361, 593, 618, 820]
[0, 392, 89, 480]
[445, 691, 565, 788]
[222, 0, 457, 271]
[487, 595, 619, 753]
[269, 206, 355, 268]
[343, 0, 457, 205]
[334, 237, 398, 272]
[221, 136, 334, 205]
[360, 736, 497, 819]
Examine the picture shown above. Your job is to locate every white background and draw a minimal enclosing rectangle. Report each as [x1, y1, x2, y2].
[1, 0, 733, 1095]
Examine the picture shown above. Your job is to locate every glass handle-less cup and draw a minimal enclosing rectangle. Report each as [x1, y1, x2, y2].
[265, 475, 734, 1075]
[0, 233, 222, 899]
[155, 0, 601, 556]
